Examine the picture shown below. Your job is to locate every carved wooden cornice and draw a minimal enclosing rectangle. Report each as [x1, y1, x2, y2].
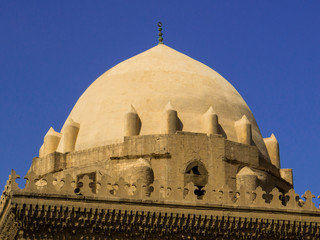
[3, 201, 320, 239]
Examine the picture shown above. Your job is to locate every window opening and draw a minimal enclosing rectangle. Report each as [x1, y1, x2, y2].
[184, 161, 208, 199]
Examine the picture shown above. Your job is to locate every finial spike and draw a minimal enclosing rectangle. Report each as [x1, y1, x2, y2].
[158, 22, 163, 44]
[164, 101, 175, 111]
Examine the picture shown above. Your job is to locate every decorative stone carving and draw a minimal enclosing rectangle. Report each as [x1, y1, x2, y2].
[78, 175, 94, 196]
[114, 177, 130, 198]
[285, 188, 300, 209]
[1, 170, 319, 239]
[2, 170, 319, 213]
[252, 186, 266, 206]
[184, 182, 198, 202]
[268, 187, 283, 209]
[302, 190, 317, 210]
[96, 175, 113, 198]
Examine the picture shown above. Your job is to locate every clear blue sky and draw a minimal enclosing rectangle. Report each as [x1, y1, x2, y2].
[0, 1, 319, 204]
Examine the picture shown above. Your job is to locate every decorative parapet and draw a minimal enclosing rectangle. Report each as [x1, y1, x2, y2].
[1, 169, 320, 215]
[1, 170, 320, 239]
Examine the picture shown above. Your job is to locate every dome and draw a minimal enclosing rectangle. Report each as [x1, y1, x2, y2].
[56, 44, 269, 160]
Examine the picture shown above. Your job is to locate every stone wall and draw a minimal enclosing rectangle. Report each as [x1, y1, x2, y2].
[29, 133, 292, 194]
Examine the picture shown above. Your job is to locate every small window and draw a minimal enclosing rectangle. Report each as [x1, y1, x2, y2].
[184, 161, 208, 199]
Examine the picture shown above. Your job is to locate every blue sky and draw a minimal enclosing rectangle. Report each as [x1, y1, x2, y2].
[0, 1, 319, 204]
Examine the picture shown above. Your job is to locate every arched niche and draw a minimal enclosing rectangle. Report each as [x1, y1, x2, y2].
[184, 161, 208, 198]
[184, 161, 208, 186]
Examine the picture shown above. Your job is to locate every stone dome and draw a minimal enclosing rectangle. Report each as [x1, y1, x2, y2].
[56, 44, 269, 161]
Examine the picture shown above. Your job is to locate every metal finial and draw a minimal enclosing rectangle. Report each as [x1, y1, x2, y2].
[158, 22, 163, 44]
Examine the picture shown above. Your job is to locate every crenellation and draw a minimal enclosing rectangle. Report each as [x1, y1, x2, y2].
[302, 190, 317, 211]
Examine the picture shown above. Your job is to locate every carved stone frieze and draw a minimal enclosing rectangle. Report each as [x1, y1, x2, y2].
[0, 170, 319, 239]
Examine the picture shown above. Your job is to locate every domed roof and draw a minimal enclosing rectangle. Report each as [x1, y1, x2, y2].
[56, 44, 269, 160]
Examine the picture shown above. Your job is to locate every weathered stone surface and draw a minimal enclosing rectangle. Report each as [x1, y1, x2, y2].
[2, 43, 318, 239]
[1, 171, 319, 239]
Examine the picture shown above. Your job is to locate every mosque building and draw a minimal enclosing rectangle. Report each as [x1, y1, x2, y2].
[0, 23, 319, 239]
